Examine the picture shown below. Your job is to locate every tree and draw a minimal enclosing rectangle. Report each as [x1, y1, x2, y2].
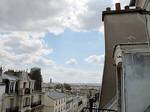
[63, 83, 71, 91]
[55, 84, 62, 89]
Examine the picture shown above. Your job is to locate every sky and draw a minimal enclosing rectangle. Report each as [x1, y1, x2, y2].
[0, 0, 130, 83]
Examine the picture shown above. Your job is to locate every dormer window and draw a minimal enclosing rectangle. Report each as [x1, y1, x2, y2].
[23, 82, 26, 88]
[10, 82, 15, 93]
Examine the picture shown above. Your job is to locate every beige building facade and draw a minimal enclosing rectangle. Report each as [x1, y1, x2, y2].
[43, 91, 66, 112]
[100, 0, 150, 111]
[0, 69, 43, 112]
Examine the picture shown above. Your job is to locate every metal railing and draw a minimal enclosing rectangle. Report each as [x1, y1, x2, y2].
[82, 97, 117, 112]
[31, 101, 41, 108]
[81, 107, 117, 112]
[6, 106, 19, 112]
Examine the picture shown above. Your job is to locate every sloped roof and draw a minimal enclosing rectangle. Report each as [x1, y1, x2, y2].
[3, 70, 33, 81]
[48, 91, 65, 100]
[2, 73, 19, 81]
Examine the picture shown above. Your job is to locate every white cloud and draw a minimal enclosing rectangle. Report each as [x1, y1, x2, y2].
[0, 32, 55, 67]
[66, 58, 78, 65]
[0, 0, 113, 34]
[85, 54, 104, 64]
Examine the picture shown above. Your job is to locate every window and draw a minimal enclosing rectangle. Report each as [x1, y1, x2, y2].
[55, 108, 57, 112]
[10, 82, 14, 93]
[29, 82, 31, 88]
[24, 97, 30, 107]
[56, 101, 57, 106]
[10, 98, 14, 108]
[39, 95, 42, 101]
[58, 107, 60, 112]
[146, 2, 150, 11]
[31, 96, 34, 104]
[124, 54, 150, 112]
[61, 106, 63, 111]
[26, 97, 30, 106]
[23, 82, 26, 88]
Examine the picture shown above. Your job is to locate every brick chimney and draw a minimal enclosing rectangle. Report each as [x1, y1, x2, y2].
[115, 3, 121, 11]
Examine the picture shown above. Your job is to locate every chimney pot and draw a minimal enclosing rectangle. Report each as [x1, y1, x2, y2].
[115, 3, 121, 11]
[106, 7, 111, 12]
[125, 5, 129, 10]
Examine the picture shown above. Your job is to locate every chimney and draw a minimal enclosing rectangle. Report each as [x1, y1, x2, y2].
[106, 7, 111, 12]
[115, 3, 121, 11]
[125, 5, 129, 10]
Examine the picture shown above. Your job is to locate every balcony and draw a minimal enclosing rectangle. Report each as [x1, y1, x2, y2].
[81, 107, 117, 112]
[6, 106, 19, 112]
[82, 97, 117, 112]
[31, 101, 41, 108]
[18, 88, 31, 95]
[78, 100, 83, 106]
[24, 88, 30, 94]
[23, 105, 30, 108]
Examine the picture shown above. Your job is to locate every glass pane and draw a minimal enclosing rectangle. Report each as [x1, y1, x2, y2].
[124, 53, 150, 112]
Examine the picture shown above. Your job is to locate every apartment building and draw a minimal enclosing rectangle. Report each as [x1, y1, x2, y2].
[66, 95, 73, 112]
[100, 2, 148, 109]
[0, 69, 43, 112]
[43, 91, 66, 112]
[100, 0, 150, 111]
[0, 83, 5, 112]
[66, 95, 80, 112]
[76, 96, 87, 112]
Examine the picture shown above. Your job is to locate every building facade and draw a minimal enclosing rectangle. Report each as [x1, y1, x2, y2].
[100, 0, 150, 112]
[0, 69, 43, 112]
[43, 91, 66, 112]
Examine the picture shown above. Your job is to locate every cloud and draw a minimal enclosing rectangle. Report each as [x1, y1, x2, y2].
[85, 54, 104, 64]
[0, 0, 113, 34]
[0, 32, 55, 67]
[66, 58, 78, 65]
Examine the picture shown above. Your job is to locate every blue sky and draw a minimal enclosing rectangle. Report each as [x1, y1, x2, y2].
[40, 29, 105, 83]
[0, 0, 129, 83]
[44, 29, 104, 69]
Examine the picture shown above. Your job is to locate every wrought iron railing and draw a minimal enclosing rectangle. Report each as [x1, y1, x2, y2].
[6, 106, 19, 112]
[81, 107, 117, 112]
[31, 101, 41, 108]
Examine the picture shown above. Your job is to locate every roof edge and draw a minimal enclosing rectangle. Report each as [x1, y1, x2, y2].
[102, 8, 145, 21]
[129, 0, 136, 6]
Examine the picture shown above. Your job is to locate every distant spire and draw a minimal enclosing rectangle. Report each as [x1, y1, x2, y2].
[50, 78, 52, 84]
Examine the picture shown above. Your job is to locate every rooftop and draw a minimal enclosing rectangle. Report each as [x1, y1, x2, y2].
[48, 91, 65, 100]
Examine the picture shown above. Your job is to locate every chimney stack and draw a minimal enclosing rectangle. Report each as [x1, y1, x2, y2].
[115, 3, 121, 11]
[106, 7, 111, 12]
[125, 5, 129, 10]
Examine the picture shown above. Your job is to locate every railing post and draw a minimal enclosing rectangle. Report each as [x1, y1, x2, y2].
[89, 98, 94, 112]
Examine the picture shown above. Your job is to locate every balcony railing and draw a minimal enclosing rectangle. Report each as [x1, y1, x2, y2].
[31, 101, 41, 108]
[18, 88, 31, 95]
[23, 105, 30, 108]
[24, 88, 30, 94]
[81, 107, 117, 112]
[6, 106, 19, 112]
